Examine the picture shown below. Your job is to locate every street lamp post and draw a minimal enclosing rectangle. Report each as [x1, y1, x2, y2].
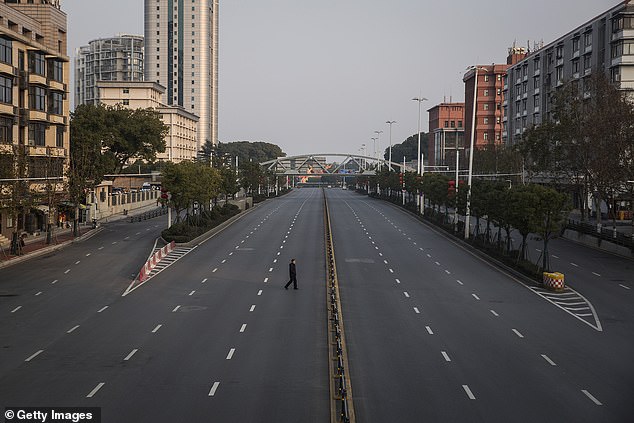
[386, 120, 396, 170]
[464, 66, 487, 240]
[371, 137, 378, 166]
[374, 130, 383, 168]
[412, 97, 428, 214]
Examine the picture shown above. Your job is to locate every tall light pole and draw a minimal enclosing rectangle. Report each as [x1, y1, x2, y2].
[374, 130, 383, 167]
[386, 120, 396, 170]
[412, 96, 428, 214]
[464, 66, 486, 240]
[371, 137, 378, 169]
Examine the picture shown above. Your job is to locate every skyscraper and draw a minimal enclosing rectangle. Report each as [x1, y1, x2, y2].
[144, 0, 218, 149]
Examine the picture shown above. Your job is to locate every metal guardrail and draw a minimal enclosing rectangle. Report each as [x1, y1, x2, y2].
[566, 219, 634, 249]
[128, 207, 169, 223]
[324, 191, 354, 423]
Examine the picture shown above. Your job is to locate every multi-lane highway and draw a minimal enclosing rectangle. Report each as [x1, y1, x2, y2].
[1, 188, 632, 422]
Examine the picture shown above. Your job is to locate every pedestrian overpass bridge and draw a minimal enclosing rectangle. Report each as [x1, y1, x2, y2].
[260, 153, 416, 176]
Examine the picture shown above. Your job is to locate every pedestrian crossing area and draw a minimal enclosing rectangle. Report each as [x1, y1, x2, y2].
[529, 286, 602, 331]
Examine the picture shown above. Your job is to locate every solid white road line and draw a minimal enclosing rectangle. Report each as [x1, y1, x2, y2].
[67, 325, 80, 334]
[97, 306, 108, 313]
[35, 291, 42, 296]
[425, 326, 433, 335]
[172, 305, 181, 312]
[472, 294, 480, 300]
[541, 354, 557, 366]
[152, 324, 162, 333]
[51, 279, 58, 284]
[189, 290, 195, 296]
[462, 385, 476, 400]
[240, 324, 247, 333]
[25, 350, 44, 362]
[249, 305, 256, 312]
[257, 290, 263, 296]
[413, 307, 420, 314]
[619, 284, 631, 290]
[490, 310, 499, 317]
[591, 272, 601, 277]
[403, 292, 410, 298]
[581, 390, 602, 406]
[226, 348, 235, 360]
[124, 349, 138, 361]
[512, 329, 524, 338]
[441, 351, 451, 362]
[87, 382, 105, 398]
[201, 278, 207, 283]
[11, 306, 22, 313]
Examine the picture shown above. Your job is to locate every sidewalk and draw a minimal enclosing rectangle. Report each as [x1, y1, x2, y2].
[0, 203, 163, 268]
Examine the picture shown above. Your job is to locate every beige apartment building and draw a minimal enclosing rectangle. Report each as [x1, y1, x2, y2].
[0, 0, 69, 247]
[96, 80, 199, 163]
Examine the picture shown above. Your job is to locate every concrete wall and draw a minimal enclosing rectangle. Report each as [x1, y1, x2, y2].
[562, 229, 633, 258]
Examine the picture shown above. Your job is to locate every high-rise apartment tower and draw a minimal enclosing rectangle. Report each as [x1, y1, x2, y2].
[144, 0, 218, 149]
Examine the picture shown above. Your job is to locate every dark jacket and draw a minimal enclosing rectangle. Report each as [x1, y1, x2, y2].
[289, 262, 296, 277]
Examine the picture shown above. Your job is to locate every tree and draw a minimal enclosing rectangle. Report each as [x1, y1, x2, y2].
[239, 161, 265, 194]
[507, 185, 539, 261]
[530, 185, 570, 272]
[217, 141, 285, 164]
[388, 132, 428, 164]
[219, 167, 239, 199]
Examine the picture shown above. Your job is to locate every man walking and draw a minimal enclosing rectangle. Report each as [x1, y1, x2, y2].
[284, 258, 298, 290]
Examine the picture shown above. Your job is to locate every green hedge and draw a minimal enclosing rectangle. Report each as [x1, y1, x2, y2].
[162, 203, 240, 243]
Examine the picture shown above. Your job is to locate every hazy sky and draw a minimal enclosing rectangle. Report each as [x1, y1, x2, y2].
[64, 0, 613, 156]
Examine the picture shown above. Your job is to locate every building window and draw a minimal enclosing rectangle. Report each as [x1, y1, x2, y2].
[49, 60, 63, 82]
[49, 92, 63, 115]
[0, 38, 12, 65]
[28, 122, 46, 146]
[584, 32, 592, 48]
[450, 121, 455, 128]
[29, 86, 46, 111]
[0, 116, 13, 144]
[444, 120, 449, 128]
[483, 103, 489, 110]
[583, 55, 591, 69]
[483, 132, 488, 141]
[572, 37, 580, 52]
[55, 125, 64, 147]
[458, 121, 462, 128]
[122, 99, 130, 106]
[483, 90, 489, 96]
[0, 75, 12, 104]
[484, 75, 489, 82]
[483, 117, 489, 125]
[29, 51, 46, 76]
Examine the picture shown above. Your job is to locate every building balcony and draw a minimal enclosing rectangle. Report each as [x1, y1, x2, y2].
[584, 68, 592, 76]
[534, 87, 540, 95]
[516, 94, 521, 101]
[28, 73, 47, 86]
[0, 103, 17, 115]
[29, 110, 48, 122]
[502, 131, 508, 137]
[523, 75, 528, 81]
[523, 110, 528, 116]
[0, 62, 14, 76]
[556, 57, 564, 66]
[584, 45, 592, 54]
[515, 112, 521, 118]
[556, 79, 564, 87]
[48, 79, 65, 92]
[502, 116, 507, 122]
[522, 92, 528, 99]
[573, 50, 580, 59]
[583, 91, 591, 99]
[515, 128, 521, 135]
[516, 77, 522, 84]
[534, 106, 540, 113]
[573, 72, 580, 79]
[503, 83, 508, 91]
[502, 99, 508, 106]
[534, 69, 540, 77]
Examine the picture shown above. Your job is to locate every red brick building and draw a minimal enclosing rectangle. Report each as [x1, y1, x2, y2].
[427, 102, 465, 168]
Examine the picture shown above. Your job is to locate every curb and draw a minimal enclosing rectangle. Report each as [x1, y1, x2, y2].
[0, 226, 105, 270]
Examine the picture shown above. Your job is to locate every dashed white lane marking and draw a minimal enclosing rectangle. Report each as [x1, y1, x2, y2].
[441, 351, 451, 362]
[11, 306, 22, 313]
[51, 279, 58, 284]
[414, 307, 420, 314]
[434, 261, 440, 266]
[268, 268, 273, 272]
[619, 284, 630, 290]
[445, 270, 451, 275]
[35, 291, 42, 296]
[395, 279, 401, 284]
[463, 385, 476, 400]
[389, 269, 394, 273]
[263, 277, 268, 283]
[25, 350, 44, 362]
[277, 252, 281, 256]
[64, 269, 70, 274]
[221, 259, 226, 264]
[97, 306, 108, 313]
[172, 305, 181, 312]
[124, 236, 130, 240]
[212, 268, 218, 273]
[490, 310, 499, 317]
[403, 292, 410, 298]
[87, 382, 105, 398]
[240, 324, 247, 333]
[98, 247, 104, 250]
[112, 241, 117, 245]
[201, 278, 207, 283]
[152, 324, 162, 333]
[135, 232, 141, 235]
[425, 326, 434, 335]
[257, 290, 263, 296]
[124, 349, 138, 361]
[591, 272, 601, 277]
[86, 253, 91, 257]
[249, 305, 256, 312]
[472, 294, 480, 300]
[541, 354, 557, 366]
[226, 348, 235, 360]
[379, 253, 383, 257]
[457, 280, 464, 285]
[426, 254, 431, 258]
[67, 325, 80, 334]
[229, 252, 233, 256]
[384, 260, 388, 264]
[189, 290, 196, 296]
[552, 255, 559, 259]
[581, 390, 602, 406]
[512, 329, 524, 338]
[570, 262, 579, 267]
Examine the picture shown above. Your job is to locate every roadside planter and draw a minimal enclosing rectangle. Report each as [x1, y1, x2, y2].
[543, 271, 565, 291]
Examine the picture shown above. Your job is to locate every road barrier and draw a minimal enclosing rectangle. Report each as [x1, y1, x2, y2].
[543, 271, 565, 291]
[138, 241, 175, 282]
[129, 207, 168, 223]
[324, 190, 355, 423]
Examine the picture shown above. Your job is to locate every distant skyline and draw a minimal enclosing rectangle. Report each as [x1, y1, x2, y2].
[64, 0, 614, 156]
